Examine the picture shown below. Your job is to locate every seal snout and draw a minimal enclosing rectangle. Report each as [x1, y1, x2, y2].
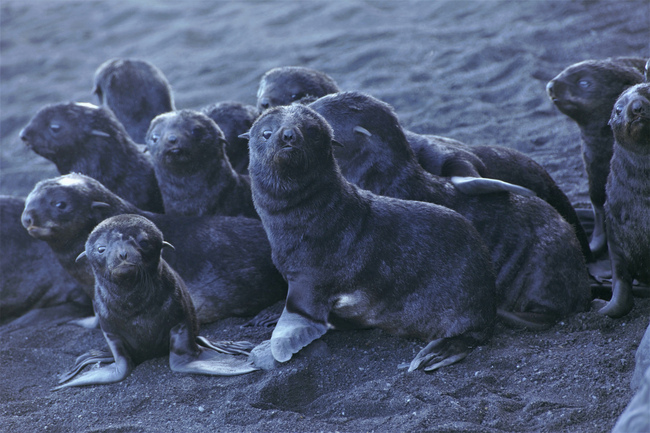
[258, 97, 271, 111]
[281, 127, 296, 146]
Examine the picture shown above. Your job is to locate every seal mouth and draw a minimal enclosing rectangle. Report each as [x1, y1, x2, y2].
[110, 262, 140, 278]
[164, 147, 191, 162]
[25, 225, 54, 239]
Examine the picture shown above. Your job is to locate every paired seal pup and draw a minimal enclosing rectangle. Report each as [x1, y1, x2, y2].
[244, 104, 497, 372]
[145, 109, 258, 218]
[598, 83, 650, 318]
[21, 173, 286, 325]
[547, 57, 646, 255]
[55, 214, 257, 389]
[93, 58, 175, 143]
[310, 92, 591, 328]
[19, 102, 165, 213]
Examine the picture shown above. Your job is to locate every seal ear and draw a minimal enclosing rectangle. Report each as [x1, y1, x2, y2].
[91, 130, 111, 138]
[331, 139, 344, 148]
[162, 241, 175, 251]
[353, 125, 372, 137]
[75, 251, 87, 263]
[238, 132, 251, 140]
[91, 201, 111, 210]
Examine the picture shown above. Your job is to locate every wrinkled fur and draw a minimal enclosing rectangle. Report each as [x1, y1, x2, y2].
[21, 174, 286, 323]
[20, 102, 165, 213]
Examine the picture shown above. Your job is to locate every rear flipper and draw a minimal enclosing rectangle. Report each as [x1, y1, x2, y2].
[408, 336, 474, 372]
[241, 311, 281, 328]
[53, 331, 133, 390]
[57, 348, 114, 383]
[67, 314, 99, 329]
[593, 278, 634, 318]
[270, 307, 328, 363]
[450, 176, 536, 197]
[497, 309, 556, 331]
[169, 323, 259, 376]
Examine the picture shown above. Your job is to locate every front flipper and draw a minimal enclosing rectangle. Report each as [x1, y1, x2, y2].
[53, 331, 133, 390]
[496, 309, 556, 331]
[596, 230, 634, 318]
[57, 348, 114, 383]
[169, 324, 259, 376]
[408, 336, 474, 372]
[270, 307, 328, 363]
[450, 176, 536, 197]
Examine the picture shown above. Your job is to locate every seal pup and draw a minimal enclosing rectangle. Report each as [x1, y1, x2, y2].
[406, 131, 592, 260]
[0, 195, 91, 324]
[19, 102, 165, 213]
[146, 109, 258, 218]
[21, 173, 287, 324]
[597, 83, 650, 318]
[54, 214, 257, 389]
[256, 66, 340, 112]
[200, 101, 259, 174]
[93, 58, 175, 143]
[244, 104, 497, 372]
[546, 57, 646, 255]
[310, 92, 591, 328]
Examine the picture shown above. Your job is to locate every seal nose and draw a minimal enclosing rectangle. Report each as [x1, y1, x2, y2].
[259, 98, 270, 110]
[282, 128, 295, 143]
[629, 99, 645, 116]
[19, 128, 28, 142]
[119, 250, 128, 261]
[546, 81, 555, 98]
[167, 134, 178, 145]
[21, 210, 33, 228]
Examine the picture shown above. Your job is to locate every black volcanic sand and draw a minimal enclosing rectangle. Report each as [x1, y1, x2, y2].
[1, 1, 649, 432]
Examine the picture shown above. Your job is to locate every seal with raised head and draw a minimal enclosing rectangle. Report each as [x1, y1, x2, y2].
[146, 109, 258, 218]
[546, 57, 646, 255]
[310, 92, 591, 328]
[19, 102, 165, 213]
[200, 101, 259, 174]
[93, 58, 175, 143]
[597, 83, 650, 318]
[54, 214, 257, 389]
[256, 66, 340, 112]
[21, 173, 286, 325]
[244, 104, 497, 372]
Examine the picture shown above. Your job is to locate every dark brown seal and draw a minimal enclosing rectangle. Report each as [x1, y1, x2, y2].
[19, 102, 165, 213]
[54, 214, 257, 389]
[309, 92, 591, 328]
[93, 58, 175, 143]
[200, 101, 259, 174]
[145, 109, 258, 218]
[0, 195, 91, 325]
[598, 83, 650, 318]
[245, 104, 497, 372]
[256, 66, 340, 111]
[21, 173, 286, 324]
[546, 57, 646, 255]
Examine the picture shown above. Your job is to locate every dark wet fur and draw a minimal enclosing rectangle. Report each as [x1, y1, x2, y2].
[200, 101, 259, 174]
[93, 58, 175, 144]
[19, 102, 165, 213]
[256, 66, 340, 111]
[248, 104, 496, 347]
[21, 174, 286, 324]
[0, 196, 91, 323]
[310, 92, 591, 324]
[146, 109, 258, 218]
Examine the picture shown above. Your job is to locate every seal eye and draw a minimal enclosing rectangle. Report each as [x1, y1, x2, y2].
[191, 126, 203, 140]
[97, 246, 106, 254]
[50, 123, 61, 133]
[290, 94, 299, 101]
[262, 130, 273, 140]
[578, 79, 591, 89]
[55, 201, 67, 210]
[139, 239, 150, 249]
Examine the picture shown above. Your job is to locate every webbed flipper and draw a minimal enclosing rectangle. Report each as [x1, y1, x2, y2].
[408, 336, 473, 372]
[57, 348, 113, 383]
[53, 331, 133, 390]
[270, 306, 328, 363]
[241, 311, 281, 328]
[450, 176, 536, 197]
[169, 323, 259, 376]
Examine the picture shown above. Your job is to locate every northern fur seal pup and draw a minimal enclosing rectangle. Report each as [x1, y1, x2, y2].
[0, 196, 90, 324]
[93, 58, 175, 143]
[597, 83, 650, 318]
[146, 110, 258, 218]
[21, 173, 286, 324]
[310, 92, 591, 328]
[200, 101, 259, 174]
[244, 104, 497, 372]
[19, 102, 165, 213]
[55, 214, 257, 389]
[546, 57, 646, 255]
[256, 66, 340, 112]
[406, 131, 592, 261]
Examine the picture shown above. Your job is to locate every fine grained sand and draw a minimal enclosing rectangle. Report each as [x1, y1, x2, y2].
[1, 1, 649, 432]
